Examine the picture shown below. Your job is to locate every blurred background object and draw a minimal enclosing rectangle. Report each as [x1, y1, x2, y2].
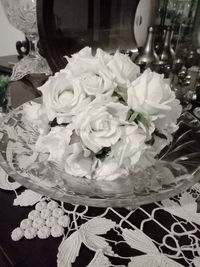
[134, 0, 200, 112]
[0, 3, 23, 57]
[133, 0, 157, 47]
[134, 26, 159, 72]
[0, 0, 51, 81]
[0, 75, 10, 115]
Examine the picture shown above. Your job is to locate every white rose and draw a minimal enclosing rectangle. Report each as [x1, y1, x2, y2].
[134, 133, 170, 173]
[35, 125, 73, 163]
[64, 49, 116, 97]
[153, 98, 181, 133]
[151, 134, 170, 155]
[134, 149, 156, 172]
[127, 69, 182, 130]
[23, 101, 50, 135]
[96, 48, 113, 64]
[64, 143, 96, 179]
[134, 128, 175, 172]
[73, 101, 129, 153]
[64, 46, 93, 69]
[38, 72, 90, 124]
[111, 123, 148, 169]
[63, 47, 94, 76]
[107, 50, 140, 87]
[65, 47, 112, 74]
[133, 128, 174, 173]
[94, 158, 128, 181]
[76, 70, 116, 97]
[63, 47, 110, 76]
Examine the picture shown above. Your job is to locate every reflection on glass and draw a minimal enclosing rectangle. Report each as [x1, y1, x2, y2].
[155, 0, 199, 50]
[153, 0, 200, 97]
[53, 0, 139, 56]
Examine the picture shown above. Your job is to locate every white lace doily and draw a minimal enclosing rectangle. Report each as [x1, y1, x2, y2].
[4, 185, 200, 267]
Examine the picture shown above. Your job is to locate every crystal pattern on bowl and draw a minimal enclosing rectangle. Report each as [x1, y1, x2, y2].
[0, 0, 52, 80]
[0, 102, 200, 208]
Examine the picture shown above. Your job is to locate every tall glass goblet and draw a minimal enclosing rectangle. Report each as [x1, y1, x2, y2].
[1, 0, 52, 81]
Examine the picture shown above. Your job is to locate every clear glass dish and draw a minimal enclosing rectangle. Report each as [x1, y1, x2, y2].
[0, 101, 200, 208]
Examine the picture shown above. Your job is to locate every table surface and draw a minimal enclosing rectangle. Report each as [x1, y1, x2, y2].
[1, 56, 200, 267]
[0, 55, 47, 109]
[0, 55, 19, 75]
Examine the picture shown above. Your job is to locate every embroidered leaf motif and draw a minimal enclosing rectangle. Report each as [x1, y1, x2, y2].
[87, 249, 111, 267]
[0, 166, 21, 190]
[162, 191, 200, 224]
[13, 189, 43, 206]
[193, 257, 200, 267]
[57, 232, 82, 267]
[128, 255, 184, 267]
[80, 218, 115, 255]
[124, 229, 184, 266]
[82, 232, 113, 255]
[81, 217, 116, 235]
[122, 228, 159, 255]
[57, 218, 115, 267]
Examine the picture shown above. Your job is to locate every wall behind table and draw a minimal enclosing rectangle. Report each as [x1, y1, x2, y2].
[0, 4, 24, 57]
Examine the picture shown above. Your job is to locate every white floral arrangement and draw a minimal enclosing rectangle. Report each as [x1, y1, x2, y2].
[25, 47, 182, 181]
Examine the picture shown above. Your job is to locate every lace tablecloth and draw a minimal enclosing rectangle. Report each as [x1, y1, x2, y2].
[0, 176, 200, 267]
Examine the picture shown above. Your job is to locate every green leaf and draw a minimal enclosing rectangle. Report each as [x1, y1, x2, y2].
[49, 118, 58, 127]
[0, 75, 9, 108]
[127, 110, 147, 125]
[0, 75, 9, 89]
[95, 147, 111, 161]
[145, 135, 155, 145]
[128, 111, 139, 122]
[145, 129, 167, 147]
[49, 118, 69, 128]
[112, 91, 126, 104]
[154, 129, 167, 140]
[135, 113, 147, 124]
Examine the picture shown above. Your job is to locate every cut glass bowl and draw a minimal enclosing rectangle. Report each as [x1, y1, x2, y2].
[0, 101, 200, 208]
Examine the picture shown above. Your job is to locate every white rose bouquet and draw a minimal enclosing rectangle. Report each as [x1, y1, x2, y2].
[25, 47, 182, 181]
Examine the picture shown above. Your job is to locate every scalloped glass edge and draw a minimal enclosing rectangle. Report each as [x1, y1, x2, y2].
[0, 101, 200, 208]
